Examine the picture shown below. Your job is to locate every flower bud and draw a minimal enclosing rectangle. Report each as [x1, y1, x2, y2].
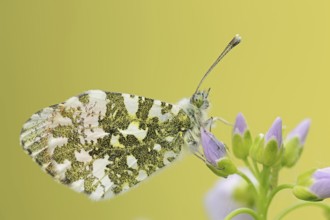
[232, 113, 252, 159]
[293, 167, 330, 201]
[265, 117, 283, 148]
[201, 128, 237, 178]
[250, 117, 283, 166]
[207, 158, 238, 178]
[282, 119, 311, 168]
[201, 128, 226, 166]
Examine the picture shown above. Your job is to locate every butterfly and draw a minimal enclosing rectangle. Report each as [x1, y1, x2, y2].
[19, 35, 241, 200]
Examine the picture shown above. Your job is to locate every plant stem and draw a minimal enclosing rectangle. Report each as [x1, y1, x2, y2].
[224, 208, 260, 220]
[269, 163, 281, 189]
[264, 184, 294, 218]
[237, 170, 258, 196]
[244, 158, 259, 179]
[274, 202, 330, 220]
[259, 166, 271, 220]
[253, 160, 260, 175]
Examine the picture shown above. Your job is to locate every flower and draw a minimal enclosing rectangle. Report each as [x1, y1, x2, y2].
[201, 128, 227, 166]
[250, 117, 283, 166]
[265, 117, 283, 147]
[233, 113, 248, 135]
[205, 169, 256, 220]
[282, 119, 311, 168]
[286, 119, 311, 145]
[232, 113, 252, 159]
[293, 167, 330, 201]
[201, 128, 237, 178]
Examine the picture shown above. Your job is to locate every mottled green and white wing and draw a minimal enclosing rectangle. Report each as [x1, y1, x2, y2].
[20, 90, 191, 200]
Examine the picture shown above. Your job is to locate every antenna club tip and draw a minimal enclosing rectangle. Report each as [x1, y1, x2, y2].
[194, 34, 241, 93]
[231, 34, 241, 47]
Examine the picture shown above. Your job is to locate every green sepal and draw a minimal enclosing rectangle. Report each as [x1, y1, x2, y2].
[297, 168, 316, 186]
[263, 139, 281, 166]
[249, 134, 282, 166]
[293, 186, 322, 201]
[217, 157, 238, 175]
[293, 168, 322, 201]
[206, 157, 237, 178]
[282, 137, 303, 168]
[206, 164, 226, 177]
[232, 130, 252, 159]
[249, 134, 265, 163]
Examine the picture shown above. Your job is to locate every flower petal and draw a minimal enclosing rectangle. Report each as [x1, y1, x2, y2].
[233, 113, 248, 135]
[286, 119, 311, 145]
[294, 167, 330, 201]
[310, 179, 330, 199]
[313, 167, 330, 180]
[205, 169, 255, 220]
[201, 128, 226, 165]
[265, 117, 282, 148]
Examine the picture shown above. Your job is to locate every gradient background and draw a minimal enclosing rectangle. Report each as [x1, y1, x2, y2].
[1, 1, 330, 219]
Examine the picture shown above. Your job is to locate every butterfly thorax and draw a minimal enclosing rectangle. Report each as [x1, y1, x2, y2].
[177, 90, 210, 153]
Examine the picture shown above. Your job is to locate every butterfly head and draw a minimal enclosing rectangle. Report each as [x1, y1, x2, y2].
[191, 89, 210, 110]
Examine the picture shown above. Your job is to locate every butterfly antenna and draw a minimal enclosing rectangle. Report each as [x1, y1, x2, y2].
[194, 34, 241, 94]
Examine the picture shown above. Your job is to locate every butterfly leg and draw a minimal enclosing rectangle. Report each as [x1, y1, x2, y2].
[184, 130, 210, 164]
[184, 130, 199, 152]
[204, 117, 233, 131]
[193, 152, 206, 163]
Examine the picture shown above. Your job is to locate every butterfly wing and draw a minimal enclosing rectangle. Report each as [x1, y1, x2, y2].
[20, 90, 191, 200]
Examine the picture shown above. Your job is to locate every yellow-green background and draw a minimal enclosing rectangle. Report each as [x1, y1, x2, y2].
[1, 1, 330, 219]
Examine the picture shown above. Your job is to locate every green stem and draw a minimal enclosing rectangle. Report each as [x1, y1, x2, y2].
[270, 163, 281, 189]
[253, 160, 261, 176]
[244, 158, 259, 179]
[235, 170, 261, 219]
[237, 170, 258, 196]
[261, 166, 271, 187]
[274, 202, 330, 220]
[264, 184, 294, 218]
[224, 208, 259, 220]
[258, 166, 271, 220]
